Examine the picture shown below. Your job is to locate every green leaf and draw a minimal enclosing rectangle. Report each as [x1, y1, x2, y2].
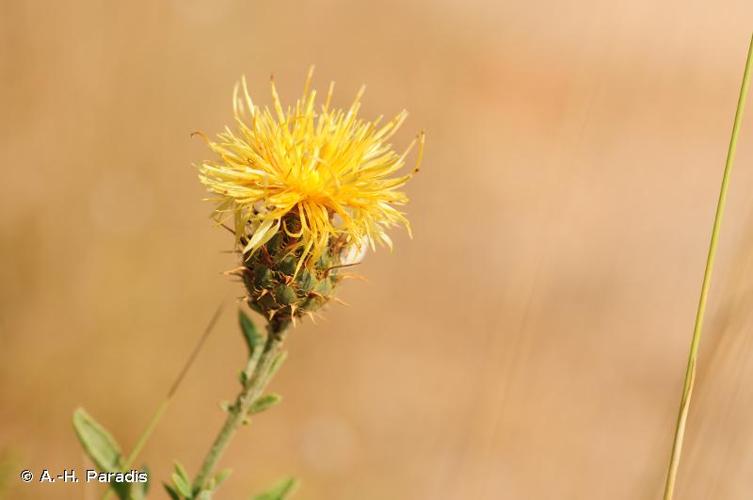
[121, 465, 150, 499]
[72, 408, 123, 472]
[213, 469, 232, 489]
[249, 394, 282, 415]
[266, 351, 288, 380]
[172, 461, 192, 498]
[239, 310, 262, 358]
[252, 477, 299, 500]
[110, 481, 131, 500]
[174, 461, 190, 485]
[120, 479, 148, 500]
[130, 481, 147, 500]
[141, 465, 151, 494]
[164, 483, 181, 500]
[172, 472, 192, 498]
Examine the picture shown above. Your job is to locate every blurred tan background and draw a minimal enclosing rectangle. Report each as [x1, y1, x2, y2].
[3, 1, 753, 499]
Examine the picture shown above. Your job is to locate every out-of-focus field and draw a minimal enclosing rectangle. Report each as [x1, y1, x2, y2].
[2, 1, 753, 498]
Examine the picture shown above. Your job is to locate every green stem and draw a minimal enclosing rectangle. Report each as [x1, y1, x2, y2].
[663, 33, 753, 500]
[192, 325, 287, 492]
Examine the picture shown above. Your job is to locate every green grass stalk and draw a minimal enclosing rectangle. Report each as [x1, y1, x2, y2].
[102, 303, 224, 500]
[662, 33, 753, 500]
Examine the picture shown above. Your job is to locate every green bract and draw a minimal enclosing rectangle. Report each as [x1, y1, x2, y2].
[239, 216, 345, 332]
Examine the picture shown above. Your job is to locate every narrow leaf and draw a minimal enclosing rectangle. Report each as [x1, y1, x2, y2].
[197, 490, 214, 500]
[266, 351, 288, 380]
[126, 481, 147, 500]
[72, 408, 122, 472]
[252, 477, 299, 500]
[110, 482, 131, 500]
[239, 310, 262, 357]
[249, 394, 282, 415]
[132, 482, 147, 500]
[164, 483, 181, 500]
[174, 461, 190, 484]
[132, 485, 147, 500]
[141, 465, 151, 495]
[172, 472, 192, 498]
[213, 468, 232, 489]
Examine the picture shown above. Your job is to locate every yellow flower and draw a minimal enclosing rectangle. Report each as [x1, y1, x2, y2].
[197, 67, 424, 268]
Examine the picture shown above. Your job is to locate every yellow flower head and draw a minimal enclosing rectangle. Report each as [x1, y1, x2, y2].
[198, 67, 424, 267]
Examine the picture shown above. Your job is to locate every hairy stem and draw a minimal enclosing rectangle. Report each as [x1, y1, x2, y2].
[662, 33, 753, 500]
[192, 325, 287, 492]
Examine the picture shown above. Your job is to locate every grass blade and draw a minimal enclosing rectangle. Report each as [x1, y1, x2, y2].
[663, 33, 753, 500]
